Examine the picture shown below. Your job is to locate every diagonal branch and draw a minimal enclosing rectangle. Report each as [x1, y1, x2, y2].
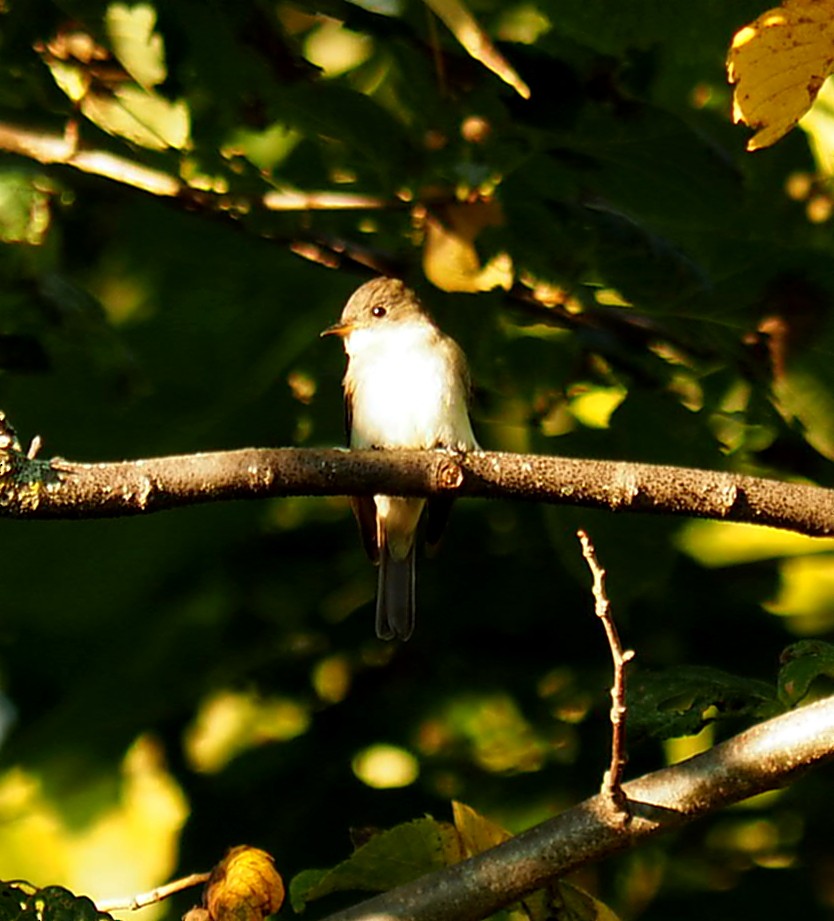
[0, 120, 398, 210]
[318, 694, 834, 921]
[1, 438, 834, 536]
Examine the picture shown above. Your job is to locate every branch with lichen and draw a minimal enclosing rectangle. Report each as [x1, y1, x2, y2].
[1, 413, 833, 536]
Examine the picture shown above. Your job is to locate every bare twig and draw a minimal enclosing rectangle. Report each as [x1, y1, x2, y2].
[316, 693, 834, 921]
[0, 443, 833, 538]
[578, 529, 635, 822]
[95, 872, 210, 912]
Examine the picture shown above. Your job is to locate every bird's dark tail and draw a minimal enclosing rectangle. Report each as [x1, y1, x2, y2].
[376, 544, 415, 641]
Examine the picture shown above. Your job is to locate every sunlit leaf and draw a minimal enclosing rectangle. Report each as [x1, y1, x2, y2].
[727, 0, 834, 150]
[452, 801, 511, 855]
[81, 85, 190, 150]
[422, 201, 513, 293]
[206, 846, 285, 921]
[105, 2, 167, 89]
[422, 0, 530, 98]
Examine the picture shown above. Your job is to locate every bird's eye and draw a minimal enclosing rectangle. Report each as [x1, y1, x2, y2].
[371, 305, 387, 318]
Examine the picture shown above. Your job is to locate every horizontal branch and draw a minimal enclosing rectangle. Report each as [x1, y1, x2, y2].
[1, 441, 834, 535]
[320, 695, 834, 921]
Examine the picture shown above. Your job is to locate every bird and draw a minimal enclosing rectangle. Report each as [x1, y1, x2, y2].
[322, 277, 478, 640]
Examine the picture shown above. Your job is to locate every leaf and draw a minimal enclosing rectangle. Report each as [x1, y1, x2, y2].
[80, 85, 190, 150]
[543, 881, 624, 921]
[727, 0, 834, 150]
[34, 886, 113, 921]
[422, 201, 513, 293]
[422, 0, 530, 99]
[452, 801, 511, 856]
[105, 3, 167, 89]
[627, 666, 779, 741]
[205, 846, 285, 921]
[289, 818, 464, 911]
[778, 640, 834, 706]
[0, 168, 56, 245]
[0, 884, 113, 921]
[772, 352, 834, 461]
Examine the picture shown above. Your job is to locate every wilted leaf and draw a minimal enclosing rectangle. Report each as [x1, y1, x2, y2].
[205, 846, 285, 921]
[778, 640, 834, 705]
[727, 0, 834, 150]
[289, 818, 464, 911]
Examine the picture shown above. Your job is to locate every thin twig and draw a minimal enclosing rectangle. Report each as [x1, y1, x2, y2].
[95, 872, 210, 912]
[578, 529, 635, 823]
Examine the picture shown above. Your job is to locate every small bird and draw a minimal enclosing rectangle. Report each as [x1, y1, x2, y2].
[322, 277, 478, 640]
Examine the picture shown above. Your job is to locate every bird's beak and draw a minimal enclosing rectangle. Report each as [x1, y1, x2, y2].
[320, 321, 353, 338]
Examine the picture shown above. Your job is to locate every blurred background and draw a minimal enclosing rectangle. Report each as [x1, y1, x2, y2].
[2, 0, 834, 918]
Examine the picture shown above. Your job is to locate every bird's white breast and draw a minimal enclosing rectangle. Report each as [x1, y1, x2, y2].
[345, 321, 476, 450]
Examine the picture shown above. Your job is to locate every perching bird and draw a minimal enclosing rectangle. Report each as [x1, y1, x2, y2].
[322, 277, 478, 640]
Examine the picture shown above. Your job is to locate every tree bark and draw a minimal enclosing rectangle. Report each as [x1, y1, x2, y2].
[318, 694, 834, 921]
[2, 442, 833, 536]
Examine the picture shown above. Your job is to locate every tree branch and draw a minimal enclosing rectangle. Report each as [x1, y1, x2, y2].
[0, 120, 398, 210]
[2, 439, 834, 536]
[318, 694, 834, 921]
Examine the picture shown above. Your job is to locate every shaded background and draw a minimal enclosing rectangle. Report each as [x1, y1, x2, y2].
[1, 0, 834, 918]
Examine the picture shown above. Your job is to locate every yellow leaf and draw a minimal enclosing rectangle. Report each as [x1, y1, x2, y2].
[727, 0, 834, 150]
[452, 801, 511, 857]
[206, 846, 285, 921]
[422, 200, 513, 293]
[106, 2, 167, 89]
[81, 85, 190, 150]
[547, 881, 623, 921]
[422, 0, 530, 99]
[44, 59, 91, 103]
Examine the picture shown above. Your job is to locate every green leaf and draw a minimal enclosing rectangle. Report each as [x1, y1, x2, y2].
[33, 887, 112, 921]
[778, 640, 834, 707]
[289, 818, 464, 911]
[0, 168, 56, 245]
[0, 884, 112, 921]
[627, 666, 779, 741]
